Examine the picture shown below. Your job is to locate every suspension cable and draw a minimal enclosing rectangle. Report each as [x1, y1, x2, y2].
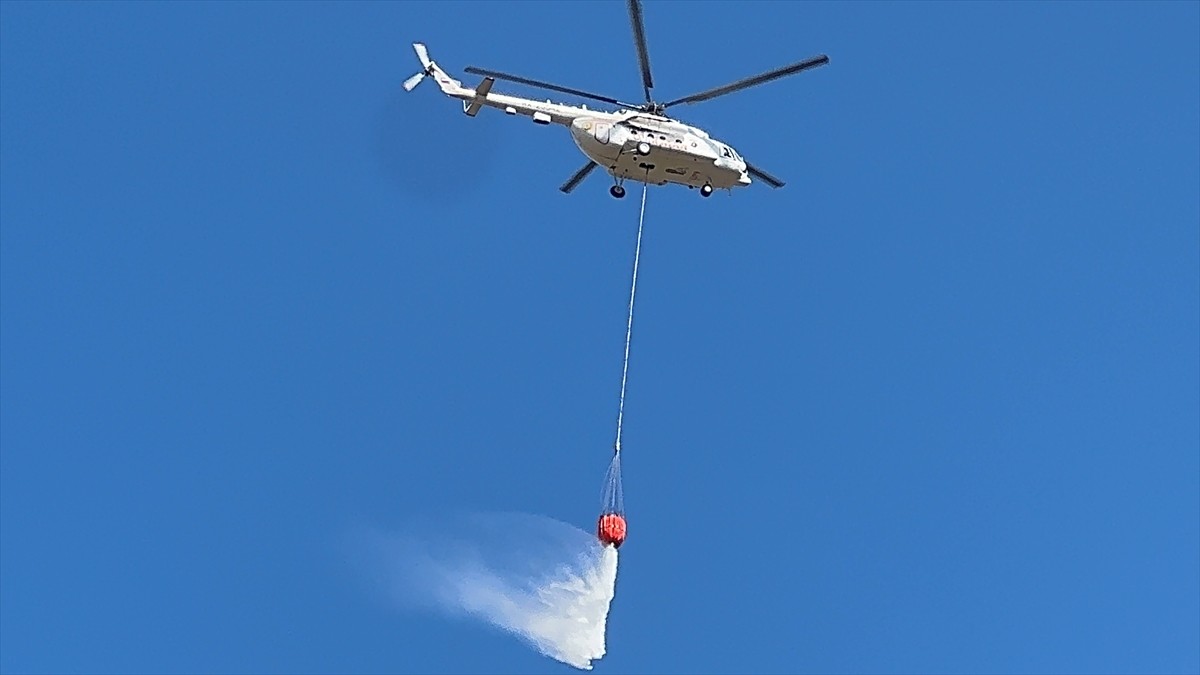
[614, 181, 649, 455]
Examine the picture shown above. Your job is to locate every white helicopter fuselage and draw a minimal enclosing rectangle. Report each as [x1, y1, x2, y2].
[418, 51, 751, 191]
[569, 111, 751, 190]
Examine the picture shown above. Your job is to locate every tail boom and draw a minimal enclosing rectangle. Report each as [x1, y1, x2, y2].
[406, 43, 596, 127]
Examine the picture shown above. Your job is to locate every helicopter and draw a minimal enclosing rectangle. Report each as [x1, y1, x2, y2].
[402, 0, 828, 199]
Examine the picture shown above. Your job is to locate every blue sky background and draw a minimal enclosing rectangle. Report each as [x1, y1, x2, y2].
[2, 1, 1197, 673]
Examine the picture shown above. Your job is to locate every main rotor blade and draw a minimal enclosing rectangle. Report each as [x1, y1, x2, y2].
[663, 54, 829, 108]
[746, 162, 785, 188]
[627, 0, 655, 103]
[560, 161, 599, 193]
[463, 66, 634, 108]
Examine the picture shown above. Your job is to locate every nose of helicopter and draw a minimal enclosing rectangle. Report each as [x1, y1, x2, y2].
[738, 171, 752, 186]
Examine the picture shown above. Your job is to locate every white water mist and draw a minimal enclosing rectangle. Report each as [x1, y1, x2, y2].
[355, 512, 620, 670]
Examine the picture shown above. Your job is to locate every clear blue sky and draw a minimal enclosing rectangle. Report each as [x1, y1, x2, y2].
[2, 1, 1197, 673]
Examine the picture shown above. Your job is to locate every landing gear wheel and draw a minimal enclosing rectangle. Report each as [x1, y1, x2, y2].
[636, 141, 651, 155]
[610, 185, 626, 199]
[700, 183, 713, 197]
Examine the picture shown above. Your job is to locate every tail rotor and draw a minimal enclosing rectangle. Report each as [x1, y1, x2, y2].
[402, 42, 434, 91]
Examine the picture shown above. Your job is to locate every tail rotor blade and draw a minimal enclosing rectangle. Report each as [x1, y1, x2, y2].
[413, 43, 431, 69]
[402, 72, 426, 92]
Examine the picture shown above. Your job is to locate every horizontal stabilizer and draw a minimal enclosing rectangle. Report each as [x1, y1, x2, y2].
[464, 77, 495, 117]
